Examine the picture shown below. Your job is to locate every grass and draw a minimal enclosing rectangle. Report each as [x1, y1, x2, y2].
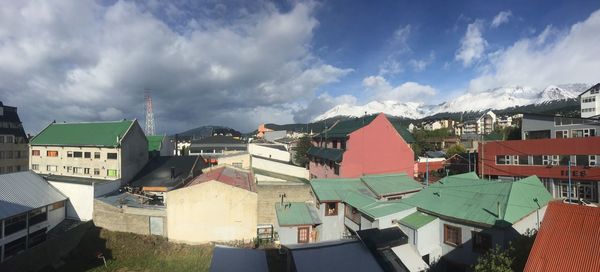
[55, 227, 213, 272]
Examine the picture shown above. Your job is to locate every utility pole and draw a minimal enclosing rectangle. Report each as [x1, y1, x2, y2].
[468, 150, 471, 172]
[425, 155, 429, 187]
[568, 159, 573, 203]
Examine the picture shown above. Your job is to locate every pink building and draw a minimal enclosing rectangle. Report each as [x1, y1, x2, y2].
[307, 113, 415, 179]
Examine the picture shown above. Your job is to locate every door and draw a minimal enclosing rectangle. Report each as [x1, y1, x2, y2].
[149, 216, 164, 236]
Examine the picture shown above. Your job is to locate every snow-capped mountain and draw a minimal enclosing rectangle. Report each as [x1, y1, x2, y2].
[314, 84, 590, 121]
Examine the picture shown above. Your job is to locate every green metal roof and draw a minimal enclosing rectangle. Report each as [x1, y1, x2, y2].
[310, 177, 376, 202]
[147, 135, 164, 151]
[307, 147, 344, 162]
[359, 200, 414, 219]
[361, 173, 422, 197]
[400, 173, 552, 227]
[399, 212, 437, 229]
[315, 114, 415, 143]
[31, 120, 134, 147]
[275, 202, 322, 226]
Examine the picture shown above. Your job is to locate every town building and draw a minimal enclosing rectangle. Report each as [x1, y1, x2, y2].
[477, 110, 497, 135]
[0, 171, 67, 263]
[496, 115, 514, 129]
[29, 120, 148, 220]
[166, 166, 257, 244]
[579, 83, 600, 118]
[521, 113, 600, 139]
[524, 201, 600, 272]
[248, 143, 290, 162]
[147, 135, 173, 157]
[307, 113, 415, 179]
[256, 124, 273, 138]
[263, 130, 287, 142]
[274, 202, 321, 244]
[0, 102, 28, 174]
[479, 137, 600, 203]
[188, 135, 247, 164]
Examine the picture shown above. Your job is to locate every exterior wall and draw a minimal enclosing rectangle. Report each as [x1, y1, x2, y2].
[0, 142, 28, 174]
[217, 153, 251, 169]
[308, 160, 340, 179]
[264, 131, 287, 142]
[275, 225, 316, 245]
[248, 144, 290, 162]
[48, 180, 120, 221]
[166, 181, 258, 244]
[29, 146, 121, 180]
[341, 114, 415, 178]
[580, 89, 600, 118]
[93, 200, 167, 236]
[398, 218, 442, 261]
[521, 115, 600, 139]
[252, 156, 309, 179]
[316, 202, 346, 242]
[159, 137, 174, 156]
[256, 184, 313, 225]
[512, 205, 547, 234]
[119, 123, 149, 183]
[47, 203, 66, 230]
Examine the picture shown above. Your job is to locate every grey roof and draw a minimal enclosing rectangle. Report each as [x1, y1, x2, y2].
[210, 245, 268, 272]
[0, 171, 67, 219]
[425, 150, 446, 158]
[43, 174, 117, 185]
[129, 156, 204, 188]
[285, 240, 384, 272]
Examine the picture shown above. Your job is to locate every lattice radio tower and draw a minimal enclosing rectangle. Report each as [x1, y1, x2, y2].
[145, 91, 155, 136]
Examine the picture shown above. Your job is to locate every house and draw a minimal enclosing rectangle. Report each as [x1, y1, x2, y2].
[147, 135, 173, 157]
[0, 171, 67, 263]
[166, 166, 257, 244]
[29, 120, 148, 220]
[524, 201, 600, 272]
[256, 124, 273, 138]
[357, 227, 429, 272]
[444, 153, 473, 174]
[0, 102, 28, 174]
[188, 135, 247, 164]
[401, 173, 552, 268]
[477, 110, 496, 135]
[248, 143, 290, 162]
[521, 113, 600, 139]
[479, 137, 600, 203]
[579, 83, 600, 118]
[415, 156, 446, 180]
[307, 113, 415, 179]
[274, 202, 321, 244]
[496, 115, 514, 129]
[310, 173, 421, 242]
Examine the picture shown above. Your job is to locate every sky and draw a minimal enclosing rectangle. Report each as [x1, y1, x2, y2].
[1, 0, 600, 134]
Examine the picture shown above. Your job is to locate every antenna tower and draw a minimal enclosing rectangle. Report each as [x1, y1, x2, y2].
[145, 91, 155, 136]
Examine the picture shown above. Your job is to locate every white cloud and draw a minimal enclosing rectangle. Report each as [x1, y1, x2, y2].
[0, 0, 350, 133]
[362, 75, 436, 102]
[491, 10, 512, 28]
[455, 20, 487, 66]
[469, 9, 600, 91]
[293, 93, 357, 122]
[409, 52, 435, 72]
[378, 24, 412, 75]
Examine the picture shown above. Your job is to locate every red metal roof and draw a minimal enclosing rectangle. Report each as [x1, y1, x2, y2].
[186, 166, 255, 192]
[524, 201, 600, 272]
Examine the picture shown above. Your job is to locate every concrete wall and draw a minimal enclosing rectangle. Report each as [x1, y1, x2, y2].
[48, 180, 119, 221]
[248, 144, 290, 162]
[264, 131, 287, 142]
[256, 184, 313, 225]
[166, 181, 258, 244]
[276, 225, 315, 245]
[512, 205, 547, 234]
[0, 142, 28, 173]
[30, 145, 121, 180]
[47, 202, 66, 230]
[120, 122, 148, 183]
[93, 200, 167, 236]
[252, 156, 309, 179]
[316, 202, 345, 242]
[218, 153, 251, 169]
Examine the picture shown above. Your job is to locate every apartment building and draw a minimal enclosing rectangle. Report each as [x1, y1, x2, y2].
[0, 102, 28, 174]
[521, 113, 600, 139]
[477, 110, 496, 135]
[579, 83, 600, 118]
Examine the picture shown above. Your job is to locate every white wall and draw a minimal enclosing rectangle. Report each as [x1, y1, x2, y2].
[252, 156, 309, 179]
[277, 225, 299, 244]
[248, 144, 290, 162]
[47, 202, 66, 230]
[512, 205, 546, 234]
[316, 202, 345, 242]
[48, 180, 119, 221]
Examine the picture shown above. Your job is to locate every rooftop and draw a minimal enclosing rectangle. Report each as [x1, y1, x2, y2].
[311, 172, 420, 202]
[42, 174, 118, 185]
[191, 135, 246, 145]
[284, 240, 384, 272]
[185, 166, 255, 192]
[147, 135, 165, 152]
[252, 168, 309, 184]
[524, 201, 600, 272]
[129, 156, 204, 189]
[0, 171, 67, 219]
[316, 114, 415, 143]
[30, 120, 135, 147]
[401, 172, 553, 227]
[306, 147, 344, 162]
[275, 202, 321, 226]
[398, 211, 437, 229]
[361, 173, 422, 197]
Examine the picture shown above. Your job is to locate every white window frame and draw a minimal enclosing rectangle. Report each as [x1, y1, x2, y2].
[590, 155, 597, 167]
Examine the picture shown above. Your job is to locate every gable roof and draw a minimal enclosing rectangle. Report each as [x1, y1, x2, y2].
[578, 82, 600, 97]
[284, 240, 384, 272]
[0, 171, 67, 219]
[316, 114, 415, 143]
[400, 173, 552, 227]
[31, 120, 135, 147]
[524, 201, 600, 272]
[398, 211, 437, 229]
[361, 173, 422, 197]
[275, 202, 321, 226]
[147, 135, 165, 152]
[185, 166, 255, 192]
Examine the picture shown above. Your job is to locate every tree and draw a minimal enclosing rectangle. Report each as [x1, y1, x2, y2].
[446, 144, 466, 157]
[293, 136, 312, 167]
[473, 245, 513, 272]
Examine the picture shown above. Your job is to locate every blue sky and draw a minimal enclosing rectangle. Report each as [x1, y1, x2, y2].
[1, 0, 599, 133]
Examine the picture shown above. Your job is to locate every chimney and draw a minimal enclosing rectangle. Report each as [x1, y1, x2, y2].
[171, 167, 175, 179]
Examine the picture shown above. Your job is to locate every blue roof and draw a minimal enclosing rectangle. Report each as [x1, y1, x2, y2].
[0, 171, 67, 219]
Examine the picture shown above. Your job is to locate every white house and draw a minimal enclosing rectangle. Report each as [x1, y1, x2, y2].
[579, 83, 600, 118]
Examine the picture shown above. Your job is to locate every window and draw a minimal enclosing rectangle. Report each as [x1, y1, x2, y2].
[84, 168, 90, 174]
[325, 202, 338, 216]
[66, 166, 72, 173]
[592, 89, 599, 95]
[4, 214, 27, 236]
[3, 236, 26, 259]
[518, 156, 529, 165]
[94, 168, 100, 175]
[31, 164, 39, 170]
[559, 155, 571, 166]
[571, 129, 595, 138]
[334, 164, 340, 175]
[555, 130, 569, 138]
[73, 167, 83, 174]
[107, 153, 118, 160]
[7, 151, 13, 159]
[590, 155, 597, 167]
[576, 155, 589, 167]
[28, 207, 47, 226]
[0, 136, 4, 143]
[46, 165, 57, 172]
[472, 232, 492, 253]
[582, 97, 596, 103]
[542, 155, 559, 166]
[107, 169, 118, 177]
[49, 201, 65, 211]
[73, 151, 83, 158]
[28, 227, 47, 248]
[496, 155, 506, 165]
[84, 152, 91, 158]
[444, 224, 462, 247]
[340, 140, 346, 150]
[46, 150, 58, 157]
[94, 152, 101, 159]
[32, 150, 40, 156]
[232, 162, 243, 168]
[298, 227, 309, 243]
[67, 151, 73, 158]
[6, 135, 13, 143]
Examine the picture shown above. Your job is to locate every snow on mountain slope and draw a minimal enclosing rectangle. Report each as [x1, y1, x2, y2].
[313, 83, 590, 121]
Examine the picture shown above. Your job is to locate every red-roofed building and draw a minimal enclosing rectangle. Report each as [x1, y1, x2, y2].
[524, 201, 600, 272]
[166, 166, 257, 244]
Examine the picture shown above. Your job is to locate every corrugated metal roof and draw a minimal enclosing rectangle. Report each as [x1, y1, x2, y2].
[361, 173, 422, 197]
[185, 166, 255, 192]
[30, 120, 134, 147]
[0, 171, 67, 219]
[275, 202, 321, 226]
[306, 146, 344, 162]
[399, 212, 437, 229]
[524, 201, 600, 272]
